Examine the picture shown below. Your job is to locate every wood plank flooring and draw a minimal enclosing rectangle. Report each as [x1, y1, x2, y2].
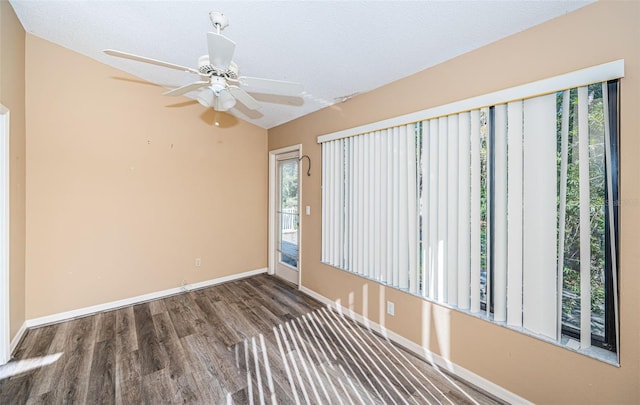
[0, 274, 504, 404]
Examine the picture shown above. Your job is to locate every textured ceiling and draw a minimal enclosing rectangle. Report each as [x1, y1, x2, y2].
[9, 0, 593, 129]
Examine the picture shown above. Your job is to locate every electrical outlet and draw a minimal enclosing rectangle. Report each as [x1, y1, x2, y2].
[195, 258, 201, 267]
[387, 301, 395, 316]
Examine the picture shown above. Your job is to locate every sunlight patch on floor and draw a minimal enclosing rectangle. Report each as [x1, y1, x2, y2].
[232, 306, 486, 404]
[0, 352, 63, 380]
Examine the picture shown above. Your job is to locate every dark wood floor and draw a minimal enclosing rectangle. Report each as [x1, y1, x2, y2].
[0, 274, 503, 404]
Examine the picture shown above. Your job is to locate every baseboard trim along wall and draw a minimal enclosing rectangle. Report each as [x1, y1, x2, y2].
[10, 267, 268, 353]
[299, 285, 532, 405]
[9, 322, 27, 355]
[10, 268, 525, 404]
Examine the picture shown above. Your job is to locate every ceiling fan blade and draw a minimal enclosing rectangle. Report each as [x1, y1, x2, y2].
[207, 32, 236, 70]
[228, 86, 261, 111]
[103, 49, 200, 74]
[162, 81, 210, 97]
[238, 76, 303, 96]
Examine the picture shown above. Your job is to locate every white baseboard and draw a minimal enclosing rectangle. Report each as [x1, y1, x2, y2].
[9, 321, 27, 355]
[24, 267, 268, 330]
[299, 286, 532, 405]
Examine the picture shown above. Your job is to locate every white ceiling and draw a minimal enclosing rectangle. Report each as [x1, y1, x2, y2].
[10, 0, 593, 129]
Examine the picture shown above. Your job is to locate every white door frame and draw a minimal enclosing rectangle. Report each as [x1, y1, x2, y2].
[268, 144, 302, 287]
[0, 105, 11, 365]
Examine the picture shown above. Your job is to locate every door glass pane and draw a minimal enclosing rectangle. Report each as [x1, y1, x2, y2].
[279, 159, 299, 268]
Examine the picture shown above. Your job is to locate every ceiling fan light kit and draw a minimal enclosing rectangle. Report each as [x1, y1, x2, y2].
[104, 11, 302, 113]
[216, 89, 237, 111]
[196, 87, 215, 108]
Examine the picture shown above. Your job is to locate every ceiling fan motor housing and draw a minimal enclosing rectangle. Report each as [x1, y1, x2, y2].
[197, 55, 238, 79]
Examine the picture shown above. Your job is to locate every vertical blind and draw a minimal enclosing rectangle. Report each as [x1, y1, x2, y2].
[320, 80, 619, 350]
[322, 125, 418, 291]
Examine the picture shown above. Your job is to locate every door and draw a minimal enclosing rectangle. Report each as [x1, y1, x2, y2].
[273, 150, 300, 285]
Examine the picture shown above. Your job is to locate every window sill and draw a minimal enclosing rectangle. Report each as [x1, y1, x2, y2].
[323, 264, 620, 367]
[456, 307, 620, 367]
[559, 336, 619, 365]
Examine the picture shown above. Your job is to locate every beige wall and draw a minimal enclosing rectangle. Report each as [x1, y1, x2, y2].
[0, 0, 26, 341]
[25, 34, 268, 318]
[268, 1, 640, 403]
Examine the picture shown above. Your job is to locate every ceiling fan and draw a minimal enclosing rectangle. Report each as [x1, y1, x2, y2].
[104, 12, 303, 112]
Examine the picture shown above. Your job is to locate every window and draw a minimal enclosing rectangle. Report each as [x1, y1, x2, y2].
[319, 61, 622, 360]
[558, 81, 620, 352]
